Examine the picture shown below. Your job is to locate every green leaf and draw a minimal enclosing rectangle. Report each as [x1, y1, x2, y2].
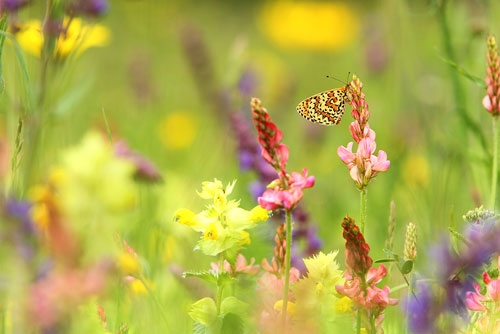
[438, 54, 486, 88]
[0, 14, 7, 93]
[220, 297, 248, 317]
[374, 258, 399, 263]
[0, 31, 34, 113]
[188, 298, 217, 326]
[220, 313, 244, 334]
[401, 260, 414, 275]
[223, 246, 241, 266]
[183, 271, 236, 288]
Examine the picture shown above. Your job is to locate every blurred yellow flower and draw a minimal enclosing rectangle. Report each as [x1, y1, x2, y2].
[273, 300, 296, 316]
[15, 17, 110, 59]
[158, 112, 197, 149]
[402, 154, 430, 188]
[128, 278, 154, 295]
[258, 2, 358, 51]
[335, 296, 353, 313]
[118, 252, 141, 277]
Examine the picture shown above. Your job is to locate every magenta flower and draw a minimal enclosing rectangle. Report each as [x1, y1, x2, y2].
[483, 35, 500, 116]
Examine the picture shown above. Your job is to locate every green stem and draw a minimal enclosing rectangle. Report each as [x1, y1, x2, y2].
[490, 116, 500, 210]
[216, 253, 224, 315]
[281, 209, 292, 328]
[356, 308, 361, 334]
[405, 273, 413, 334]
[138, 276, 171, 332]
[360, 188, 367, 234]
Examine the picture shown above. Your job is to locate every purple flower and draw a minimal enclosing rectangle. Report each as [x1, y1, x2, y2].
[114, 140, 162, 182]
[238, 69, 257, 97]
[69, 0, 109, 17]
[238, 150, 254, 171]
[1, 0, 29, 12]
[406, 282, 436, 333]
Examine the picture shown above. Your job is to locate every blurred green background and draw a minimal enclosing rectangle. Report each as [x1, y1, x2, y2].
[2, 0, 500, 332]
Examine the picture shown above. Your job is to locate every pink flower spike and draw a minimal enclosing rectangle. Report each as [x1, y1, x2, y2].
[466, 291, 488, 311]
[338, 142, 356, 166]
[277, 144, 289, 175]
[349, 121, 363, 143]
[371, 150, 390, 172]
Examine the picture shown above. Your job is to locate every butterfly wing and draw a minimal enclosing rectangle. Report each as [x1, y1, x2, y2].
[296, 87, 347, 126]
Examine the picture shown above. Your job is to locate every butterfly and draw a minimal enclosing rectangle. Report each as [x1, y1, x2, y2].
[296, 81, 352, 126]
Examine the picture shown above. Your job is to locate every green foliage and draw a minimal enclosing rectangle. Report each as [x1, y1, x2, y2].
[183, 271, 237, 288]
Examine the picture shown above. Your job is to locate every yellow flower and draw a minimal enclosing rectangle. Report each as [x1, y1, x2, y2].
[250, 205, 270, 223]
[173, 208, 196, 226]
[273, 300, 296, 316]
[129, 278, 154, 295]
[213, 189, 227, 211]
[335, 296, 353, 313]
[204, 223, 218, 240]
[238, 231, 251, 246]
[403, 154, 430, 188]
[31, 203, 50, 231]
[118, 253, 141, 276]
[15, 17, 110, 59]
[158, 112, 197, 149]
[258, 2, 358, 51]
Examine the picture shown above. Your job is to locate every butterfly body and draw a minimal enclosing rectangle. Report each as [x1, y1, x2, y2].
[296, 85, 351, 126]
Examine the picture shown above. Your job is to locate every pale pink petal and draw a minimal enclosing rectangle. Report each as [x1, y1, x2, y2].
[483, 95, 492, 111]
[289, 168, 315, 189]
[366, 265, 387, 284]
[358, 138, 376, 159]
[258, 189, 283, 210]
[371, 150, 390, 172]
[277, 144, 289, 171]
[349, 166, 363, 186]
[337, 142, 356, 165]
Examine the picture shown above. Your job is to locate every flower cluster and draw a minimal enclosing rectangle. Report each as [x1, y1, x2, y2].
[466, 256, 500, 331]
[336, 216, 397, 332]
[210, 253, 260, 277]
[174, 179, 269, 256]
[262, 223, 287, 276]
[483, 35, 500, 116]
[337, 75, 390, 189]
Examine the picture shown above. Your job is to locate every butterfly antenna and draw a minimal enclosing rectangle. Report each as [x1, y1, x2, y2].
[326, 75, 347, 85]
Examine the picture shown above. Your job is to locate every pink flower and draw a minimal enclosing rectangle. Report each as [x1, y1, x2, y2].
[338, 142, 356, 167]
[370, 150, 390, 173]
[210, 254, 260, 276]
[257, 169, 315, 211]
[466, 256, 500, 312]
[289, 168, 315, 189]
[350, 122, 376, 143]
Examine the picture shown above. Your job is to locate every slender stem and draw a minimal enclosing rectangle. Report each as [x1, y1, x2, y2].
[138, 276, 171, 331]
[281, 209, 292, 328]
[490, 116, 500, 210]
[360, 188, 367, 234]
[356, 308, 361, 334]
[405, 273, 413, 334]
[216, 253, 224, 315]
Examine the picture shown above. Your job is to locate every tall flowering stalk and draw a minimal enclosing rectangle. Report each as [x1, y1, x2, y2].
[483, 35, 500, 210]
[251, 97, 315, 326]
[337, 75, 390, 233]
[336, 216, 398, 333]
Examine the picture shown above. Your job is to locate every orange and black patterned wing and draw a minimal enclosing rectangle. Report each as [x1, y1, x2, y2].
[296, 87, 347, 126]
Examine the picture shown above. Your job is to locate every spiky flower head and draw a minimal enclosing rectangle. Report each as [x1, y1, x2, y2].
[463, 205, 497, 224]
[403, 222, 417, 261]
[341, 215, 372, 278]
[483, 35, 500, 116]
[251, 98, 289, 178]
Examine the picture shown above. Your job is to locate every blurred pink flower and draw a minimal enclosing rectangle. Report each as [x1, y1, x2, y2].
[484, 35, 500, 116]
[466, 256, 500, 313]
[210, 254, 260, 276]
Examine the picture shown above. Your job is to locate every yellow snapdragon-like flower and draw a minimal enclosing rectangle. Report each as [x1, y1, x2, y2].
[175, 179, 269, 256]
[15, 17, 110, 59]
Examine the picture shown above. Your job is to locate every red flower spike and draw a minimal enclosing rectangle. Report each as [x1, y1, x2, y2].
[342, 215, 373, 278]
